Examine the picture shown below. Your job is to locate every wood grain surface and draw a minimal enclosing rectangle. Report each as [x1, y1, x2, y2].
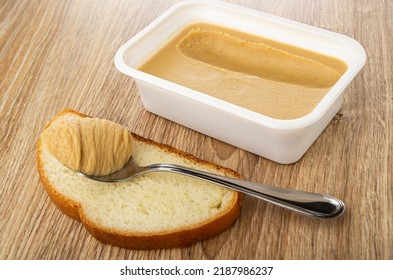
[0, 0, 392, 260]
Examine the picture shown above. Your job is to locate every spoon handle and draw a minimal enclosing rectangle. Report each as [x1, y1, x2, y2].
[147, 164, 345, 219]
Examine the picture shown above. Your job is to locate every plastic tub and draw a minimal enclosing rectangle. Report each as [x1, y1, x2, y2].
[114, 0, 366, 164]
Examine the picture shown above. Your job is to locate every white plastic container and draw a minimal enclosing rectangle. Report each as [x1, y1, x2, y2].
[115, 0, 366, 164]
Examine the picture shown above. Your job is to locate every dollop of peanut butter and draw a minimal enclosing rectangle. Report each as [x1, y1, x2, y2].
[42, 116, 133, 176]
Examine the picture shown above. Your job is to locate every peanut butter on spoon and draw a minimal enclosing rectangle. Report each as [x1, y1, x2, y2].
[41, 116, 133, 176]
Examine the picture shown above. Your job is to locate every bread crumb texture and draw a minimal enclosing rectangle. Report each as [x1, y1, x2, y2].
[39, 112, 238, 235]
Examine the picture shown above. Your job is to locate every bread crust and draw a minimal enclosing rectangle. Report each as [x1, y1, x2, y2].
[36, 109, 243, 249]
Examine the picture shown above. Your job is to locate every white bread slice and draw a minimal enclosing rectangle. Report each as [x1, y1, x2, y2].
[36, 109, 243, 249]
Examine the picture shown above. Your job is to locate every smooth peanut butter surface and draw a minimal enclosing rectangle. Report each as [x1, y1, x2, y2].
[138, 23, 347, 119]
[42, 116, 133, 176]
[177, 29, 341, 88]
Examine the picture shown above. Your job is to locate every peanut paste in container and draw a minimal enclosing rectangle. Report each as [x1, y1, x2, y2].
[138, 23, 347, 120]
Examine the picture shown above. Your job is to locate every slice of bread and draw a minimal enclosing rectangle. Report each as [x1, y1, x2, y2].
[36, 109, 243, 249]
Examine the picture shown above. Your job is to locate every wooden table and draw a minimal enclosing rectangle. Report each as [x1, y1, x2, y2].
[1, 0, 392, 260]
